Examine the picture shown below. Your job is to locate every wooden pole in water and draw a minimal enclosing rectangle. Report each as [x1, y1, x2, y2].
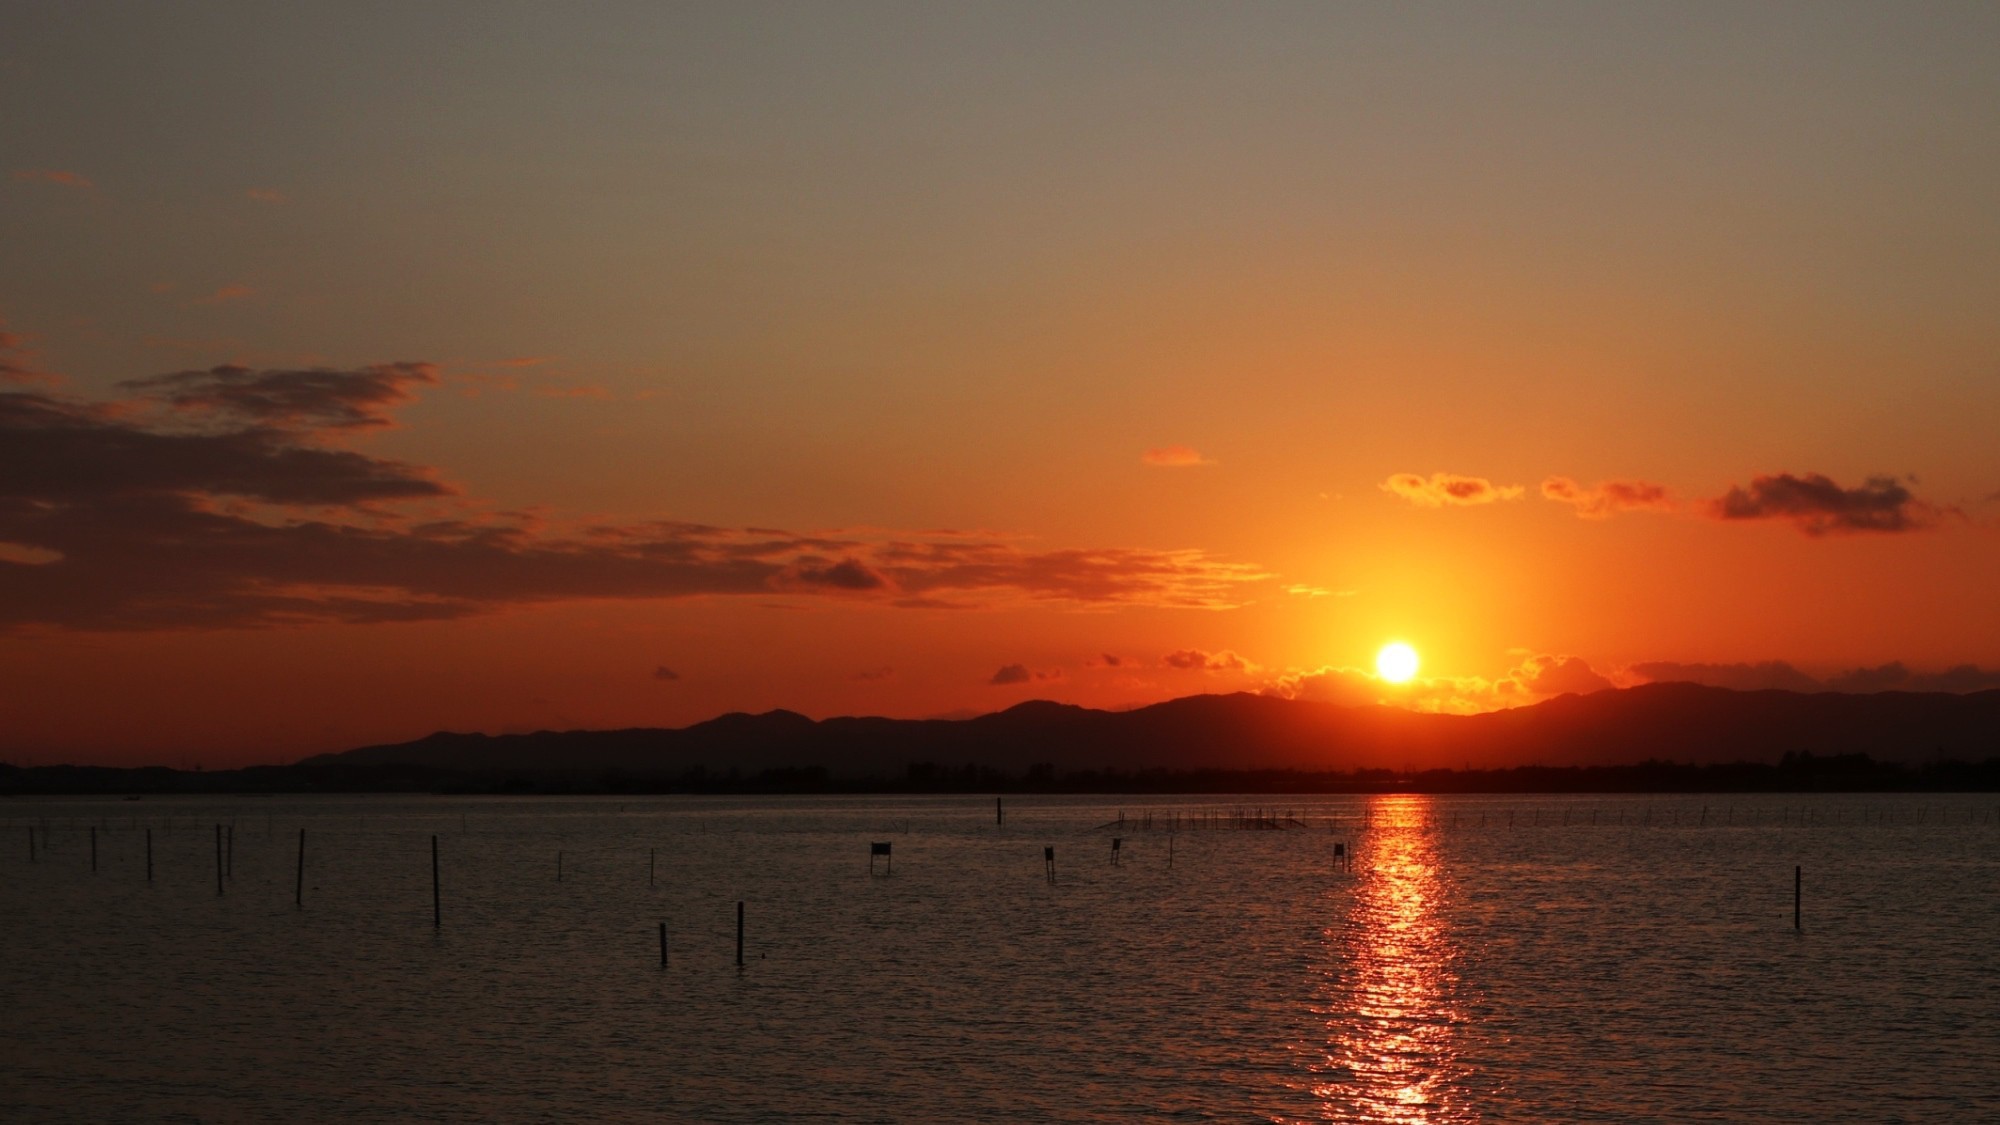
[295, 829, 305, 909]
[1168, 835, 1174, 869]
[432, 835, 441, 929]
[735, 901, 744, 968]
[215, 824, 224, 896]
[659, 921, 668, 969]
[1794, 865, 1801, 931]
[996, 797, 1003, 826]
[90, 826, 97, 873]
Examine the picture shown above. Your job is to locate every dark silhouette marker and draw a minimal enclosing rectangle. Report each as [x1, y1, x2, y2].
[870, 841, 891, 875]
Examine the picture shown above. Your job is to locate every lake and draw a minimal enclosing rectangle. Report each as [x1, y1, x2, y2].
[3, 793, 1996, 1121]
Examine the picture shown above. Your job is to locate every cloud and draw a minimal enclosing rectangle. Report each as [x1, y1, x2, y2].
[0, 354, 1266, 632]
[192, 284, 255, 306]
[988, 663, 1062, 686]
[771, 557, 890, 593]
[1626, 660, 2000, 694]
[1284, 584, 1353, 598]
[1541, 476, 1675, 519]
[12, 169, 93, 190]
[121, 363, 438, 432]
[1087, 653, 1126, 668]
[1381, 472, 1523, 508]
[0, 319, 61, 388]
[1162, 648, 1252, 672]
[1267, 652, 1614, 713]
[853, 666, 894, 682]
[533, 383, 613, 400]
[1711, 472, 1937, 535]
[1142, 445, 1214, 467]
[245, 188, 286, 204]
[1622, 660, 1822, 692]
[652, 666, 680, 682]
[1507, 653, 1615, 696]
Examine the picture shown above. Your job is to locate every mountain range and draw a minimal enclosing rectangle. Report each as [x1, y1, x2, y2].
[306, 683, 2000, 779]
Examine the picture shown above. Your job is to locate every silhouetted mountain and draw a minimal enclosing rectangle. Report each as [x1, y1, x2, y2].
[302, 683, 2000, 778]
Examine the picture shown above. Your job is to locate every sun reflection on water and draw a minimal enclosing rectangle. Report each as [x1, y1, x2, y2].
[1300, 795, 1473, 1122]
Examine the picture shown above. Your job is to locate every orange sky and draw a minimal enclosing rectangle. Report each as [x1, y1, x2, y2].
[3, 4, 1998, 765]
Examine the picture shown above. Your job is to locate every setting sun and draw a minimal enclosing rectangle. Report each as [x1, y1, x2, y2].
[1377, 642, 1421, 683]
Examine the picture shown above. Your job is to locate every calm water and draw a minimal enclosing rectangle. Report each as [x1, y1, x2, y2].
[2, 793, 1996, 1122]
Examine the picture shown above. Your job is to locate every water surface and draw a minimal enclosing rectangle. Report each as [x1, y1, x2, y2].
[3, 793, 1995, 1121]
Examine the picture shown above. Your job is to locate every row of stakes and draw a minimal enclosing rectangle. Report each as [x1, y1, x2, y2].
[24, 808, 1811, 949]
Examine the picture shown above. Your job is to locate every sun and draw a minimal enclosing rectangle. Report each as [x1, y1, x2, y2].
[1376, 642, 1420, 683]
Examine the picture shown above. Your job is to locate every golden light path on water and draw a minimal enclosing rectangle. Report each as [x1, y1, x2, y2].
[1295, 794, 1476, 1122]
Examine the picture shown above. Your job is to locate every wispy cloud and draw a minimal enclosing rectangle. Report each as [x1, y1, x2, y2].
[0, 316, 61, 387]
[1541, 476, 1675, 519]
[1162, 648, 1252, 672]
[1142, 445, 1215, 468]
[1381, 472, 1523, 508]
[192, 283, 255, 306]
[11, 169, 93, 190]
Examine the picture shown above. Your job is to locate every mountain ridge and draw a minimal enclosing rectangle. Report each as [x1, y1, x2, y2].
[302, 683, 2000, 777]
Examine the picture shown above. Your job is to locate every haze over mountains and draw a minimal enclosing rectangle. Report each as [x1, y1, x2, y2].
[309, 684, 2000, 779]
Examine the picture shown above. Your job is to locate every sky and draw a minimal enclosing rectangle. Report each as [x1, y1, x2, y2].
[4, 2, 1999, 766]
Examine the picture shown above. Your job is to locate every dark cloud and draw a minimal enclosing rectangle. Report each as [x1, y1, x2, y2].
[1540, 476, 1674, 519]
[1629, 660, 2000, 694]
[652, 666, 680, 682]
[1824, 662, 2000, 694]
[1162, 648, 1251, 672]
[989, 663, 1032, 686]
[989, 663, 1061, 686]
[0, 391, 447, 507]
[772, 557, 890, 593]
[1088, 653, 1126, 668]
[121, 363, 437, 431]
[0, 366, 1264, 632]
[1712, 472, 1935, 535]
[1626, 660, 1823, 693]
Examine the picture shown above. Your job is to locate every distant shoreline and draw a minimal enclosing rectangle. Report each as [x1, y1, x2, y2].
[5, 752, 1998, 796]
